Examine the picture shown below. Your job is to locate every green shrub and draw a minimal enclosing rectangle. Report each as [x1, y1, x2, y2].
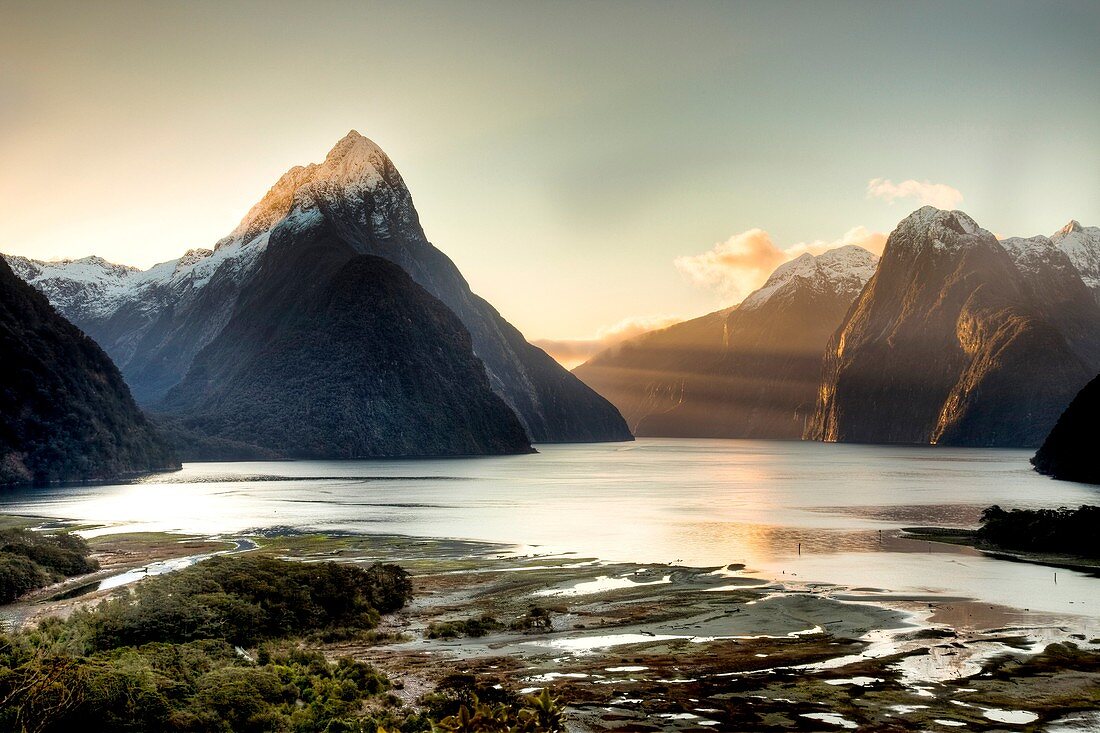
[76, 555, 413, 650]
[0, 528, 99, 603]
[0, 552, 50, 603]
[979, 505, 1100, 557]
[425, 615, 505, 639]
[0, 556, 565, 733]
[510, 606, 552, 632]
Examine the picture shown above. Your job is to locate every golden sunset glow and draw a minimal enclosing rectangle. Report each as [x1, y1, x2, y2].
[2, 1, 1097, 356]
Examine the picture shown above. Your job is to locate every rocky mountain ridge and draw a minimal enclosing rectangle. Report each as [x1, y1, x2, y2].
[574, 246, 879, 438]
[574, 210, 1100, 446]
[808, 207, 1100, 447]
[1051, 220, 1100, 304]
[5, 131, 631, 445]
[0, 258, 177, 486]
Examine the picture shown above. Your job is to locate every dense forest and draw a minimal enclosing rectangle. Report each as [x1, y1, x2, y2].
[0, 258, 177, 487]
[0, 527, 98, 603]
[0, 554, 564, 733]
[977, 505, 1100, 558]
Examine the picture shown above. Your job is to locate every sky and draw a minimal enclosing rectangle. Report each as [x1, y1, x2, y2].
[2, 0, 1098, 367]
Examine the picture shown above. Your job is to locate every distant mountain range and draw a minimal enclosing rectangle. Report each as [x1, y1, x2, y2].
[811, 208, 1100, 447]
[574, 246, 878, 438]
[576, 208, 1100, 448]
[6, 132, 630, 458]
[0, 258, 177, 486]
[7, 132, 1097, 459]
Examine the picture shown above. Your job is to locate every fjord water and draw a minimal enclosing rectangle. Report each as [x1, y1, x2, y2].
[3, 439, 1098, 622]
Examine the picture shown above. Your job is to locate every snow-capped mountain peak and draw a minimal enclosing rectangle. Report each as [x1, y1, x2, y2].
[1058, 220, 1083, 237]
[221, 130, 414, 248]
[891, 206, 993, 256]
[999, 234, 1079, 278]
[1051, 219, 1100, 302]
[814, 244, 880, 280]
[3, 131, 415, 328]
[314, 130, 392, 185]
[739, 245, 878, 311]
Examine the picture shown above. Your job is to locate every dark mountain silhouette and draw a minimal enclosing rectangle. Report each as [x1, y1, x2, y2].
[0, 258, 177, 486]
[7, 132, 630, 444]
[1032, 373, 1100, 484]
[160, 223, 532, 458]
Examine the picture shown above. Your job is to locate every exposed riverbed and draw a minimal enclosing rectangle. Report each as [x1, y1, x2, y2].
[2, 439, 1099, 729]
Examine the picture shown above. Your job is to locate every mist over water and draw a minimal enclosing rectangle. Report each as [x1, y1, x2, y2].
[3, 439, 1098, 623]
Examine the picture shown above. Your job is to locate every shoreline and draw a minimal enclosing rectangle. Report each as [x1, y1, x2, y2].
[4, 518, 1100, 730]
[902, 526, 1100, 575]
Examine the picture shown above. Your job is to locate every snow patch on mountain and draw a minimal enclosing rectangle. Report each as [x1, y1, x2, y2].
[739, 245, 878, 311]
[1052, 220, 1100, 295]
[222, 130, 416, 248]
[894, 206, 992, 255]
[3, 254, 146, 320]
[999, 234, 1080, 278]
[3, 229, 269, 321]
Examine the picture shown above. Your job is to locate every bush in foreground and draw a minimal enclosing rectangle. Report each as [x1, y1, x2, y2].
[76, 555, 412, 649]
[0, 528, 98, 603]
[0, 554, 564, 733]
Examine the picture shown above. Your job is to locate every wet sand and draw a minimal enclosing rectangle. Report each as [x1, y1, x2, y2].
[4, 523, 1100, 731]
[266, 531, 1100, 731]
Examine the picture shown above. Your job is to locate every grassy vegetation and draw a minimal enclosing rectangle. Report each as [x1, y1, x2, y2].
[425, 615, 506, 640]
[0, 527, 98, 603]
[424, 607, 555, 640]
[417, 674, 563, 733]
[428, 689, 563, 733]
[73, 555, 412, 650]
[0, 554, 565, 733]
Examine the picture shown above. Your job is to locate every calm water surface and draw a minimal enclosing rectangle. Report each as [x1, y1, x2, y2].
[3, 439, 1098, 622]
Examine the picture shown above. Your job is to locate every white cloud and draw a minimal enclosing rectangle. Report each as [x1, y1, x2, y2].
[541, 225, 889, 368]
[534, 314, 683, 370]
[783, 225, 887, 259]
[866, 177, 964, 209]
[674, 229, 787, 304]
[674, 226, 886, 305]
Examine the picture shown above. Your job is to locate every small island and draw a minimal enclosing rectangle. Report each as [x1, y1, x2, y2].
[906, 505, 1100, 571]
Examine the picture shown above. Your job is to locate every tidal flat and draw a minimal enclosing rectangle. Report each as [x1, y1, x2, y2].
[7, 523, 1098, 732]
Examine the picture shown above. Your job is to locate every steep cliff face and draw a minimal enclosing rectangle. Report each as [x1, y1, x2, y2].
[1000, 233, 1100, 368]
[6, 131, 630, 443]
[160, 219, 532, 458]
[212, 131, 629, 443]
[809, 207, 1099, 447]
[574, 246, 877, 438]
[6, 239, 268, 405]
[1052, 220, 1100, 306]
[0, 259, 177, 486]
[1032, 373, 1100, 484]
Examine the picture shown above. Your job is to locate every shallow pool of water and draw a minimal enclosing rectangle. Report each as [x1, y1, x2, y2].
[2, 438, 1097, 621]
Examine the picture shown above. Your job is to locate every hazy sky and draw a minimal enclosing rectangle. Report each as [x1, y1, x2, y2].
[2, 1, 1098, 355]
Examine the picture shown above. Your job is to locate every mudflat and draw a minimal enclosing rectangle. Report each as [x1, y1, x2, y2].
[6, 521, 1096, 731]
